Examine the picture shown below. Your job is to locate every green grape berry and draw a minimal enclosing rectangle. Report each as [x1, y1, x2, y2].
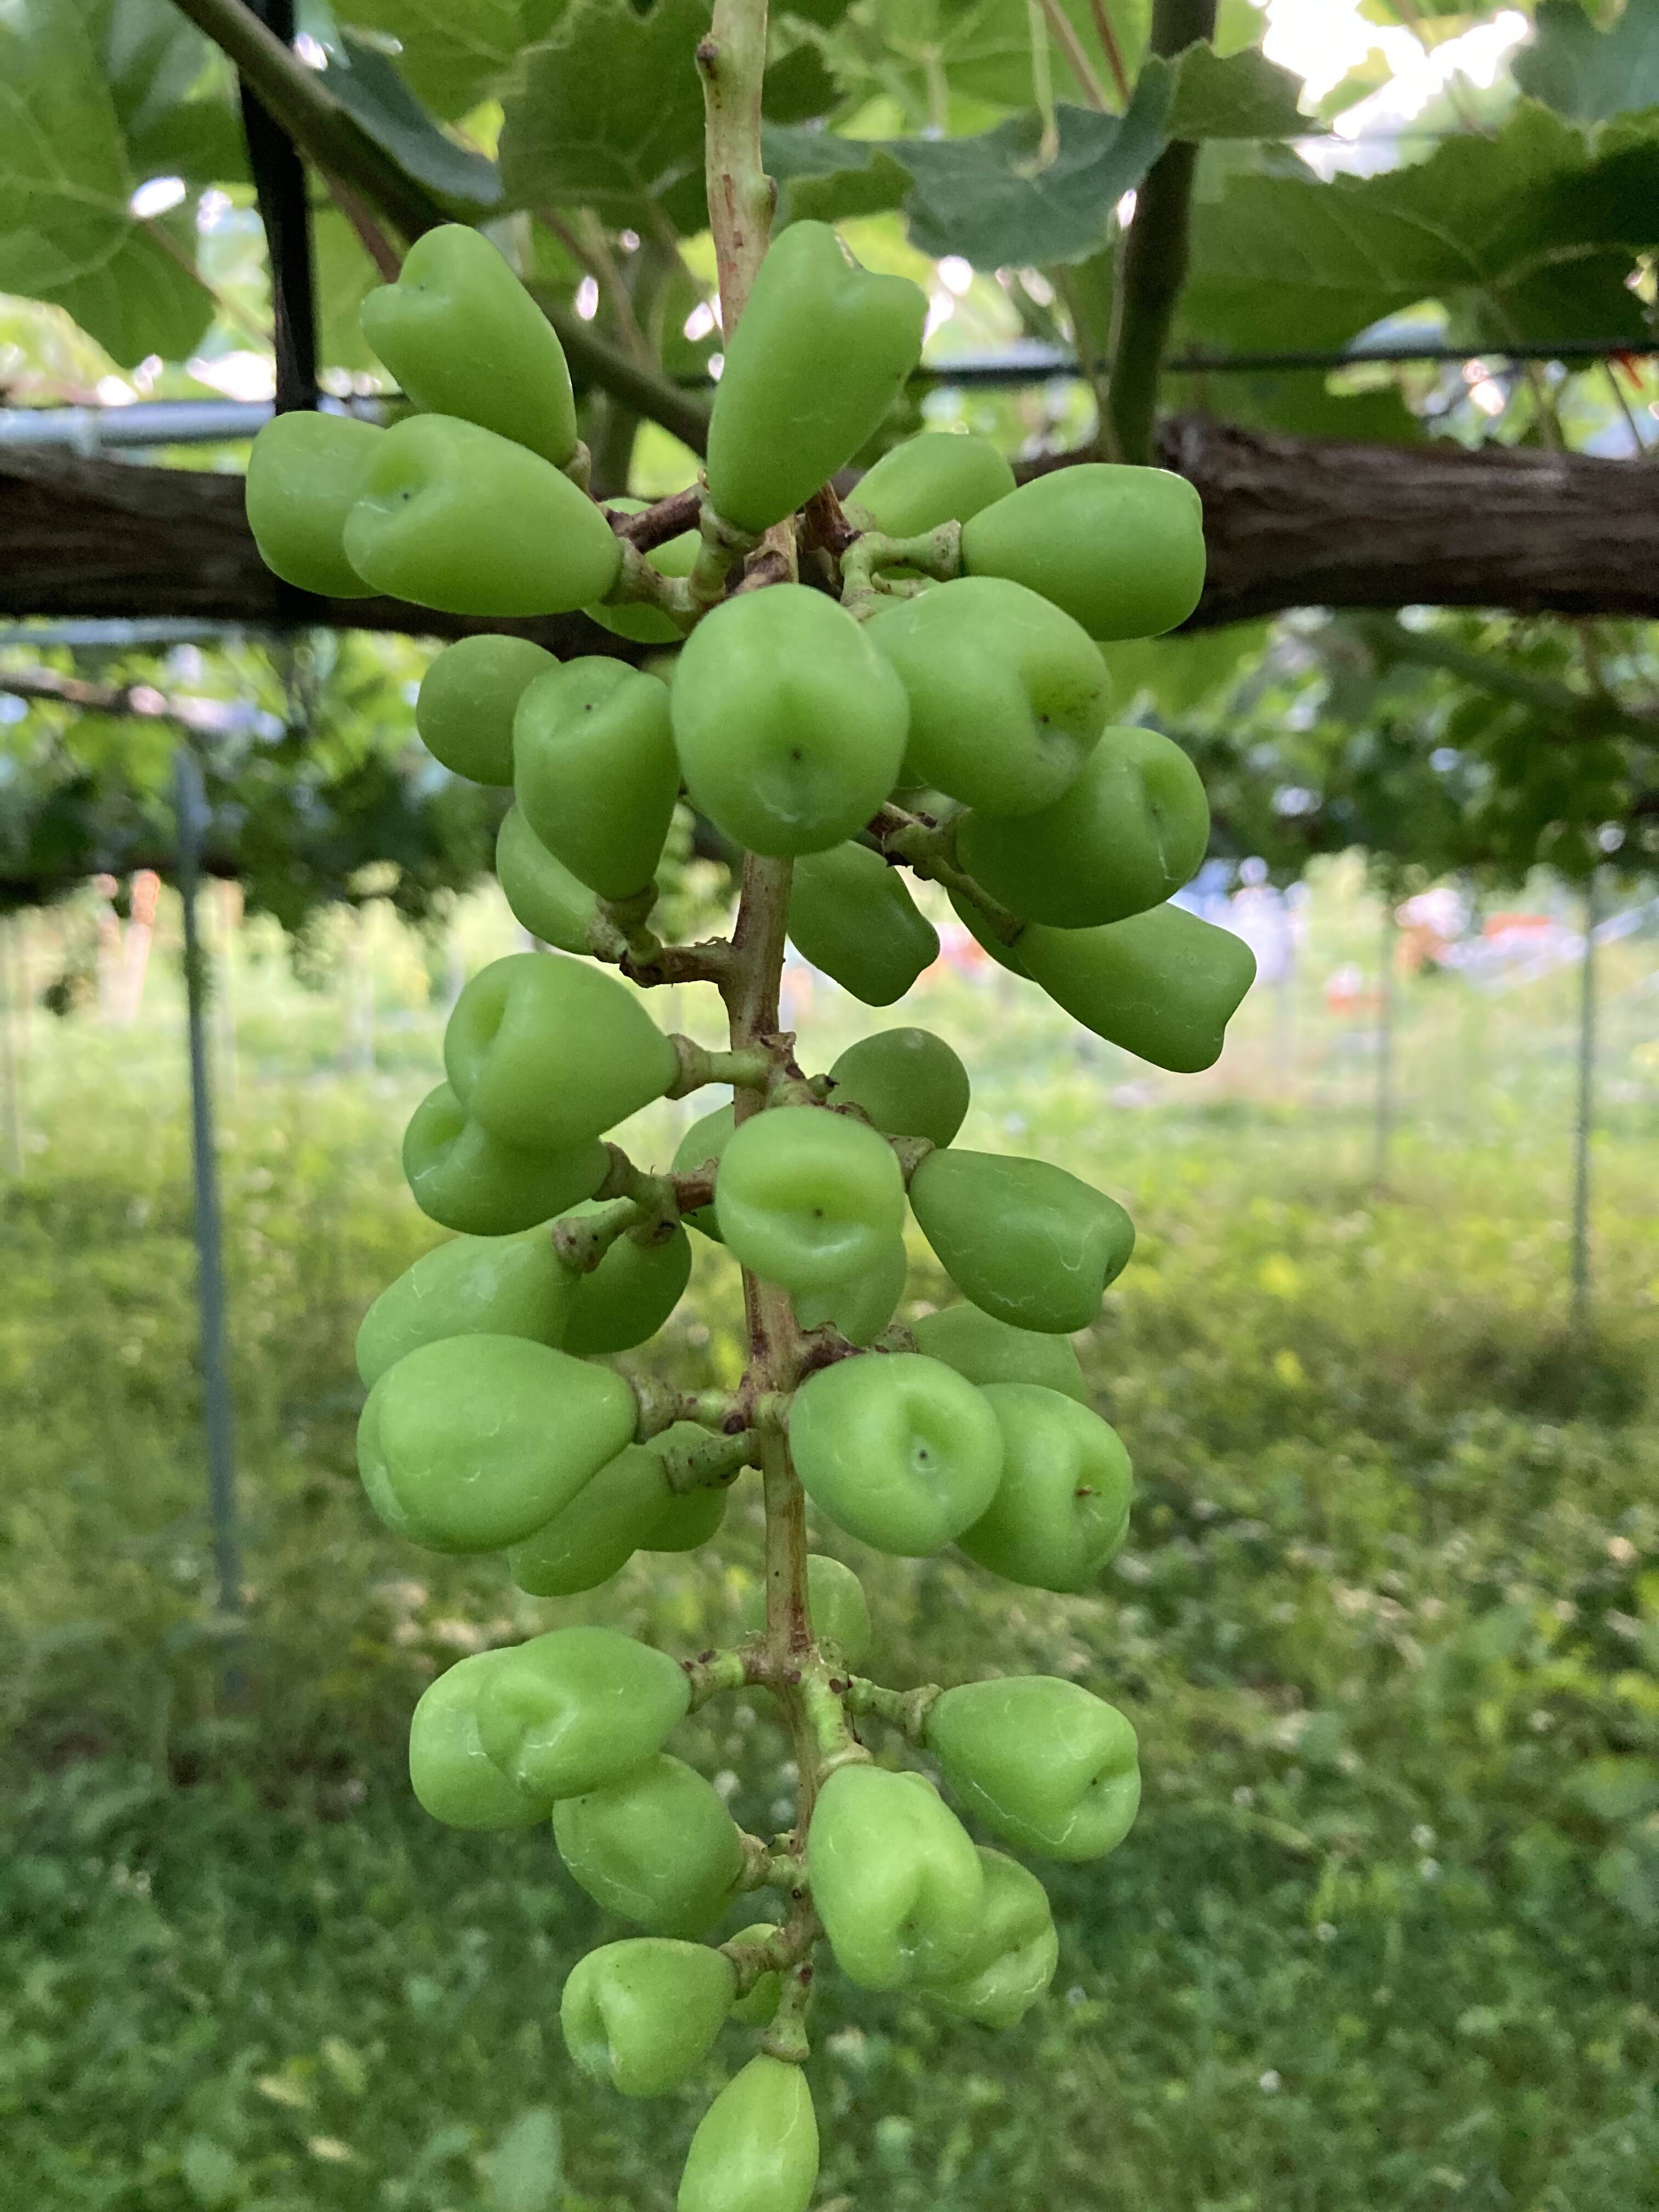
[867, 578, 1107, 817]
[407, 1652, 555, 1831]
[672, 586, 909, 857]
[961, 464, 1205, 640]
[846, 431, 1016, 538]
[925, 1675, 1141, 1859]
[495, 808, 601, 956]
[787, 843, 939, 1007]
[475, 1626, 691, 1800]
[588, 499, 699, 645]
[509, 1439, 675, 1596]
[958, 726, 1210, 928]
[444, 952, 679, 1153]
[826, 1026, 969, 1149]
[562, 1939, 736, 2097]
[514, 658, 679, 901]
[556, 1208, 693, 1355]
[671, 1103, 736, 1242]
[357, 1334, 636, 1553]
[789, 1352, 1003, 1556]
[919, 1847, 1058, 2029]
[554, 1753, 745, 1937]
[714, 1106, 906, 1295]
[415, 633, 556, 787]
[402, 1083, 609, 1236]
[908, 1149, 1134, 1334]
[740, 1554, 872, 1669]
[359, 223, 579, 467]
[1020, 904, 1257, 1073]
[911, 1300, 1088, 1404]
[705, 219, 926, 533]
[808, 1764, 983, 1990]
[677, 2055, 819, 2212]
[244, 411, 382, 599]
[356, 1221, 575, 1388]
[792, 1234, 907, 1346]
[725, 1923, 784, 2028]
[342, 415, 620, 617]
[646, 1477, 729, 1554]
[958, 1383, 1132, 1591]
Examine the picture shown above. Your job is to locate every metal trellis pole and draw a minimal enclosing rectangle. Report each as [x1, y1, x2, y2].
[1570, 872, 1599, 1328]
[176, 748, 242, 1623]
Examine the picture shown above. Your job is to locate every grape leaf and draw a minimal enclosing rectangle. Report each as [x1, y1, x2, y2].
[313, 206, 382, 374]
[899, 67, 1173, 268]
[1515, 0, 1659, 124]
[336, 0, 528, 121]
[763, 42, 842, 125]
[1181, 102, 1659, 357]
[1167, 41, 1313, 139]
[0, 0, 212, 365]
[763, 124, 911, 223]
[1167, 368, 1422, 445]
[499, 0, 712, 232]
[321, 33, 502, 210]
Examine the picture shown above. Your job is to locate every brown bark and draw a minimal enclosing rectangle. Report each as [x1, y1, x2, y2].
[3, 421, 1657, 639]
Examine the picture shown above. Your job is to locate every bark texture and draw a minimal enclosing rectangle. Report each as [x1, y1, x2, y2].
[3, 422, 1657, 639]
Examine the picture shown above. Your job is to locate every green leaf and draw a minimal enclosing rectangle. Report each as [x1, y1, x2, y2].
[927, 0, 1150, 112]
[321, 33, 501, 211]
[1516, 0, 1659, 121]
[1168, 41, 1313, 140]
[763, 42, 842, 124]
[179, 2136, 239, 2210]
[1167, 368, 1422, 445]
[1106, 622, 1269, 720]
[1181, 101, 1659, 358]
[313, 206, 381, 373]
[499, 0, 712, 232]
[899, 66, 1173, 269]
[1566, 1757, 1659, 1824]
[763, 124, 910, 223]
[336, 0, 528, 120]
[489, 2107, 563, 2212]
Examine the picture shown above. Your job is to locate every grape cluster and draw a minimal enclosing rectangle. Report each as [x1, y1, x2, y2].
[246, 219, 1255, 2211]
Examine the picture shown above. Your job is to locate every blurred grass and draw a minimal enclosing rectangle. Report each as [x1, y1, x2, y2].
[1, 865, 1657, 2211]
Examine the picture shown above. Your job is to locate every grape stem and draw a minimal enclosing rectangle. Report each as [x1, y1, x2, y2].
[864, 802, 1028, 947]
[844, 1676, 944, 1741]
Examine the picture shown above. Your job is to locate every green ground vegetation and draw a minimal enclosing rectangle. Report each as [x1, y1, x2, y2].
[1, 866, 1656, 2212]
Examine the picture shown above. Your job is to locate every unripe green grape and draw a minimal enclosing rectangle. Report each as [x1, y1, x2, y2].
[920, 1848, 1058, 2029]
[474, 1626, 690, 1801]
[714, 1107, 906, 1295]
[514, 658, 679, 901]
[787, 843, 939, 1007]
[958, 726, 1210, 928]
[789, 1352, 1003, 1556]
[359, 223, 578, 466]
[403, 1083, 608, 1235]
[244, 411, 382, 599]
[408, 1652, 555, 1831]
[845, 432, 1016, 538]
[587, 498, 699, 645]
[356, 1222, 575, 1389]
[826, 1026, 970, 1149]
[705, 219, 926, 533]
[645, 1430, 731, 1552]
[342, 414, 620, 617]
[445, 952, 679, 1153]
[924, 1676, 1141, 1860]
[808, 1764, 983, 1991]
[958, 1383, 1131, 1590]
[908, 1149, 1134, 1334]
[357, 1334, 636, 1553]
[671, 586, 910, 857]
[911, 1301, 1088, 1405]
[792, 1234, 906, 1346]
[509, 1440, 674, 1595]
[554, 1754, 745, 1937]
[946, 887, 1029, 977]
[557, 1209, 693, 1356]
[867, 578, 1107, 817]
[725, 1923, 783, 2027]
[415, 633, 556, 787]
[1020, 904, 1257, 1073]
[961, 464, 1205, 640]
[677, 2054, 819, 2212]
[671, 1103, 735, 1242]
[561, 1939, 736, 2097]
[495, 807, 600, 956]
[741, 1554, 871, 1669]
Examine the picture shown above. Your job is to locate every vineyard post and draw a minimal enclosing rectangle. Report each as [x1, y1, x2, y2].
[175, 746, 243, 1633]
